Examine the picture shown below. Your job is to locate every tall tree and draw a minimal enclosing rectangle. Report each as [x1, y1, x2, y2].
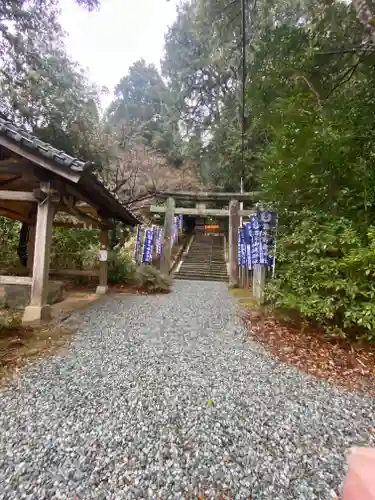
[0, 0, 106, 162]
[107, 59, 183, 166]
[162, 0, 375, 337]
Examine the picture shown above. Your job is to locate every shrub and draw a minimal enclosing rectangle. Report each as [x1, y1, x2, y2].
[0, 311, 22, 332]
[134, 265, 172, 293]
[108, 250, 135, 285]
[51, 228, 99, 270]
[0, 218, 21, 269]
[266, 214, 375, 341]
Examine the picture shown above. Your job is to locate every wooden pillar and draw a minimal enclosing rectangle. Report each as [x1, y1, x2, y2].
[160, 197, 175, 275]
[253, 264, 266, 303]
[228, 199, 240, 287]
[23, 187, 55, 323]
[27, 224, 36, 276]
[96, 227, 109, 295]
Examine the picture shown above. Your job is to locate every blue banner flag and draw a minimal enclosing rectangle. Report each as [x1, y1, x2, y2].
[237, 228, 246, 268]
[142, 228, 154, 264]
[258, 210, 277, 267]
[244, 223, 252, 270]
[237, 229, 242, 267]
[134, 225, 142, 263]
[244, 222, 251, 245]
[156, 228, 162, 256]
[250, 215, 261, 265]
[248, 211, 277, 267]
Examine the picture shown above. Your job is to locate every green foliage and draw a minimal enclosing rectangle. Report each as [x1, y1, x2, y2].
[267, 215, 375, 340]
[0, 219, 136, 286]
[0, 218, 21, 269]
[254, 11, 375, 340]
[107, 250, 135, 285]
[161, 0, 375, 340]
[108, 60, 166, 131]
[134, 265, 172, 293]
[51, 228, 137, 286]
[0, 0, 106, 165]
[5, 0, 375, 339]
[0, 311, 22, 331]
[107, 59, 183, 166]
[50, 228, 99, 271]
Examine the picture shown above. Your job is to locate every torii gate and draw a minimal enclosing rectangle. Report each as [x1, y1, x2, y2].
[150, 190, 261, 289]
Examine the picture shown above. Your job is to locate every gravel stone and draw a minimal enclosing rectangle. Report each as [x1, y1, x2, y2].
[0, 280, 374, 499]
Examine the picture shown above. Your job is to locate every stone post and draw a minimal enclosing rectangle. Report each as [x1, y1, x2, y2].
[96, 227, 109, 295]
[253, 264, 266, 303]
[228, 199, 240, 287]
[160, 197, 175, 275]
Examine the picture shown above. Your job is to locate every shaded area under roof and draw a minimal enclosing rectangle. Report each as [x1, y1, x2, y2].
[0, 116, 140, 226]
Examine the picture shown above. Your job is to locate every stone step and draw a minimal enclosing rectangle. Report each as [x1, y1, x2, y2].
[179, 262, 226, 267]
[178, 263, 227, 270]
[185, 255, 225, 260]
[181, 264, 226, 269]
[175, 235, 227, 282]
[181, 260, 226, 265]
[182, 260, 225, 264]
[174, 274, 228, 282]
[177, 272, 228, 278]
[187, 253, 224, 255]
[176, 270, 228, 277]
[180, 264, 226, 267]
[192, 248, 223, 251]
[184, 256, 225, 260]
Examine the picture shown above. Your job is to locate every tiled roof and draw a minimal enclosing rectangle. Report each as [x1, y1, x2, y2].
[0, 116, 92, 172]
[0, 115, 141, 225]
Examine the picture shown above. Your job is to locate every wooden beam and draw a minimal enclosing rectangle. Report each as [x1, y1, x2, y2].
[160, 197, 175, 275]
[0, 206, 32, 223]
[156, 191, 261, 202]
[0, 275, 32, 285]
[53, 220, 100, 229]
[0, 158, 19, 167]
[0, 190, 36, 201]
[0, 158, 33, 176]
[60, 197, 112, 228]
[53, 183, 98, 210]
[0, 136, 82, 183]
[0, 175, 22, 188]
[150, 205, 255, 217]
[50, 268, 99, 277]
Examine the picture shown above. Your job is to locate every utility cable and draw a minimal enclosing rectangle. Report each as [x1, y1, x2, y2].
[240, 0, 246, 180]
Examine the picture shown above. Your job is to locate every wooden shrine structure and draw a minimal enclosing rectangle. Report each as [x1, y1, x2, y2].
[151, 191, 265, 296]
[0, 116, 139, 323]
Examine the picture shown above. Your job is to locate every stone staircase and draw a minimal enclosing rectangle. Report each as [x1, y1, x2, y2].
[174, 234, 228, 282]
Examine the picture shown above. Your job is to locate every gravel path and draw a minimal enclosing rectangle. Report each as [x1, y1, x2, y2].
[0, 280, 374, 500]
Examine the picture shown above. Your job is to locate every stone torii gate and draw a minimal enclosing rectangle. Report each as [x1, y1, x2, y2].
[150, 190, 260, 288]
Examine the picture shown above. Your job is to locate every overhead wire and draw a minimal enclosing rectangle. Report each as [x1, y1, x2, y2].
[240, 0, 246, 177]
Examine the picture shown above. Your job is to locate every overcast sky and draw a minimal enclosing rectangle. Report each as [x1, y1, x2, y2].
[59, 0, 180, 109]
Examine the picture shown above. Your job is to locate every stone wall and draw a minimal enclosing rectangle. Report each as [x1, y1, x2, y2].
[0, 281, 64, 310]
